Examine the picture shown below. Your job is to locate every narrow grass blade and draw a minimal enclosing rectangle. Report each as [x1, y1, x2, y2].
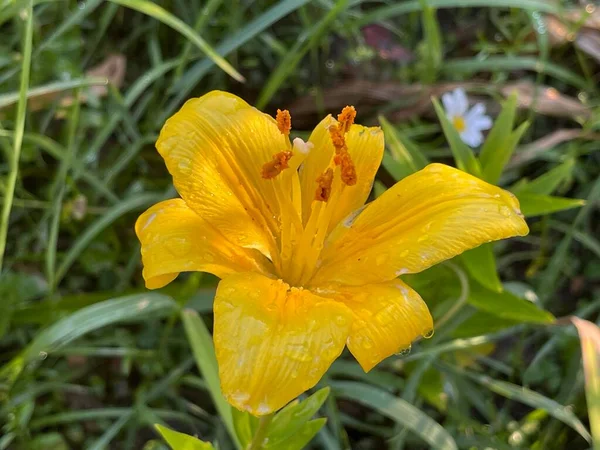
[256, 0, 350, 109]
[432, 97, 481, 176]
[181, 309, 240, 449]
[55, 193, 160, 285]
[379, 115, 427, 180]
[418, 0, 442, 83]
[0, 78, 108, 110]
[333, 381, 457, 450]
[0, 0, 33, 272]
[512, 159, 575, 195]
[357, 0, 559, 26]
[451, 364, 592, 443]
[515, 193, 586, 217]
[108, 0, 244, 82]
[0, 293, 175, 383]
[570, 317, 600, 448]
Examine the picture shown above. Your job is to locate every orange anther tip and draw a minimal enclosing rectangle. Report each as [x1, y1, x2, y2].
[337, 106, 356, 134]
[262, 151, 293, 179]
[276, 109, 292, 136]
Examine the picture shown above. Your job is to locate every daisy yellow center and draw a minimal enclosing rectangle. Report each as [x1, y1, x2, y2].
[260, 106, 358, 287]
[452, 115, 466, 132]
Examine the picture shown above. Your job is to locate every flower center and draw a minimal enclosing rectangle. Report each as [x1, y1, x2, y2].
[452, 115, 466, 133]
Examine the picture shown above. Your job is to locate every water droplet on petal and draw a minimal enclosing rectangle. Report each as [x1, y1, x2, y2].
[423, 329, 435, 339]
[395, 345, 411, 357]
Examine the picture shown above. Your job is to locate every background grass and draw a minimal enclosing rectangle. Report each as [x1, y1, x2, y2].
[1, 0, 599, 449]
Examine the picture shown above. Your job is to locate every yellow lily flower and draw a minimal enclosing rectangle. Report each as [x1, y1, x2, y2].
[135, 91, 528, 416]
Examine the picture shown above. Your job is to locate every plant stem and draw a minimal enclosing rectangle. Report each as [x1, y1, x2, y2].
[248, 414, 274, 450]
[0, 0, 33, 272]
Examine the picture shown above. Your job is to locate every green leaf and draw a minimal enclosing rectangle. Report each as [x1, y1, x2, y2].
[479, 93, 519, 183]
[1, 293, 176, 384]
[570, 317, 600, 448]
[268, 418, 327, 450]
[513, 159, 575, 195]
[452, 311, 520, 338]
[108, 0, 244, 82]
[266, 387, 330, 447]
[231, 408, 258, 448]
[379, 115, 428, 181]
[155, 424, 215, 450]
[181, 309, 240, 449]
[432, 97, 481, 176]
[468, 283, 554, 324]
[333, 381, 458, 450]
[461, 244, 502, 293]
[515, 192, 586, 217]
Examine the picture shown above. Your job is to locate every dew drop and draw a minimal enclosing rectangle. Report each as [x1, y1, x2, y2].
[39, 351, 48, 360]
[395, 345, 411, 357]
[423, 329, 435, 339]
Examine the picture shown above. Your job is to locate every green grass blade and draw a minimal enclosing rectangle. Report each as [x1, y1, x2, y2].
[181, 309, 240, 449]
[512, 159, 575, 195]
[256, 0, 350, 109]
[164, 0, 312, 123]
[570, 317, 600, 448]
[357, 0, 559, 26]
[432, 97, 481, 176]
[444, 57, 589, 91]
[0, 0, 33, 272]
[46, 89, 80, 292]
[515, 193, 586, 217]
[55, 193, 161, 285]
[0, 77, 108, 109]
[108, 0, 244, 82]
[451, 364, 592, 443]
[379, 115, 428, 180]
[418, 0, 442, 83]
[479, 93, 518, 184]
[333, 381, 458, 450]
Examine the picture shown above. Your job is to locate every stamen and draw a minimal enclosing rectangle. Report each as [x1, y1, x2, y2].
[276, 109, 291, 136]
[337, 152, 357, 186]
[315, 168, 334, 202]
[262, 151, 293, 179]
[337, 105, 356, 134]
[328, 124, 346, 152]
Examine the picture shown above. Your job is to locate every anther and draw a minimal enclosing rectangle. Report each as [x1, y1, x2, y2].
[276, 109, 291, 136]
[328, 124, 346, 152]
[315, 168, 334, 202]
[262, 151, 293, 179]
[337, 106, 356, 134]
[338, 152, 357, 186]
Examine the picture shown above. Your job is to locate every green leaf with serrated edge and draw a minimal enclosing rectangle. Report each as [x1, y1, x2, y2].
[468, 283, 553, 324]
[155, 424, 215, 450]
[513, 159, 575, 195]
[515, 192, 586, 217]
[479, 93, 518, 184]
[432, 97, 481, 176]
[231, 408, 258, 448]
[266, 387, 330, 447]
[181, 310, 240, 449]
[461, 244, 502, 293]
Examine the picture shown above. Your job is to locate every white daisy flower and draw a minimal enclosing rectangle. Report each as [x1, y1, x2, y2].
[442, 87, 493, 148]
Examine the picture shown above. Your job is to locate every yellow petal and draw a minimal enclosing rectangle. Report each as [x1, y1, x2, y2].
[135, 199, 272, 289]
[213, 272, 352, 415]
[316, 279, 433, 372]
[299, 115, 384, 228]
[156, 91, 297, 261]
[311, 164, 529, 286]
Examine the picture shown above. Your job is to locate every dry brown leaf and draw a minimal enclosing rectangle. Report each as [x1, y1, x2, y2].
[546, 6, 600, 63]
